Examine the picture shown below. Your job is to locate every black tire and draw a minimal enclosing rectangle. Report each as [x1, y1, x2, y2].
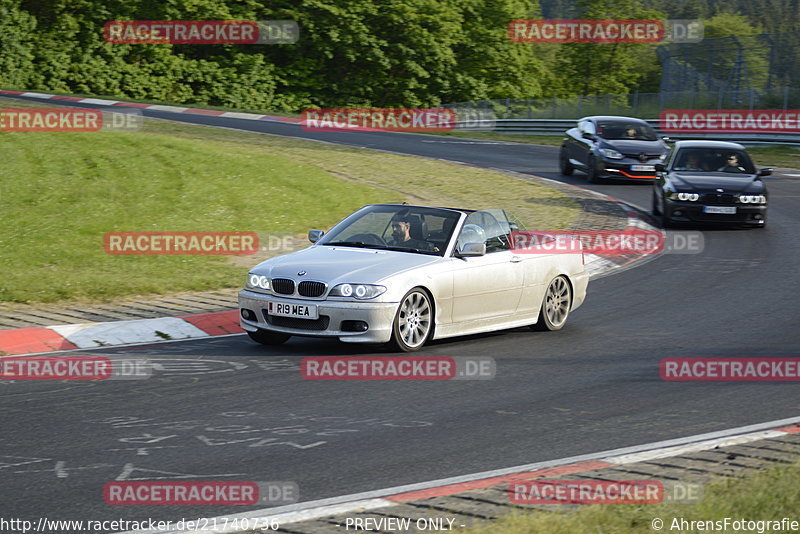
[247, 329, 291, 345]
[531, 276, 572, 331]
[389, 288, 433, 352]
[586, 155, 599, 183]
[559, 148, 574, 176]
[660, 198, 673, 229]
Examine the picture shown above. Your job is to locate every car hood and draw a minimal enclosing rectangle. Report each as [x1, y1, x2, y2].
[669, 172, 761, 193]
[601, 139, 665, 153]
[251, 245, 440, 284]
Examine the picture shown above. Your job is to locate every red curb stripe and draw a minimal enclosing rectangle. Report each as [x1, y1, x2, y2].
[775, 424, 800, 434]
[179, 310, 242, 336]
[51, 96, 84, 101]
[111, 102, 151, 108]
[0, 327, 77, 356]
[183, 108, 226, 116]
[385, 460, 612, 502]
[0, 89, 25, 95]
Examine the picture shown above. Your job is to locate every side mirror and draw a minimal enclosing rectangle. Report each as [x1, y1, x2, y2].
[655, 163, 666, 172]
[457, 243, 486, 257]
[308, 229, 324, 243]
[758, 167, 773, 177]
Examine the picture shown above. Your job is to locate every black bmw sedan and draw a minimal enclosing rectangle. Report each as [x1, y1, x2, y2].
[652, 140, 771, 228]
[559, 116, 669, 182]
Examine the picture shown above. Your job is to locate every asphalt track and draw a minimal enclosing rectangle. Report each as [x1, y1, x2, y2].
[2, 95, 800, 526]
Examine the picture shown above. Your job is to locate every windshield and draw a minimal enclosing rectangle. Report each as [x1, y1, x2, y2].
[318, 204, 462, 256]
[671, 148, 756, 174]
[597, 121, 658, 141]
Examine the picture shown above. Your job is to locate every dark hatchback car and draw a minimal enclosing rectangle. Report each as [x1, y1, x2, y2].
[652, 140, 771, 228]
[560, 116, 670, 183]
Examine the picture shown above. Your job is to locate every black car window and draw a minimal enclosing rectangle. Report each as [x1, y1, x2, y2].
[597, 121, 657, 141]
[671, 148, 755, 174]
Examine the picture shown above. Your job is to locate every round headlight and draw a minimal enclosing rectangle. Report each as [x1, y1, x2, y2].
[740, 195, 751, 203]
[355, 285, 367, 298]
[340, 284, 353, 297]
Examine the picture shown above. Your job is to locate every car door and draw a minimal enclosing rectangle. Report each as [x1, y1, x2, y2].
[449, 211, 524, 323]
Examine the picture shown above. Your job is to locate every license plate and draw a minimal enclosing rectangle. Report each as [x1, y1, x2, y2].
[267, 301, 318, 319]
[631, 165, 655, 172]
[703, 206, 737, 214]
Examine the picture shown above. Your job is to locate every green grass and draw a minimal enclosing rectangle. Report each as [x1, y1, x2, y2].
[1, 86, 300, 118]
[464, 460, 800, 534]
[0, 98, 580, 304]
[747, 145, 800, 170]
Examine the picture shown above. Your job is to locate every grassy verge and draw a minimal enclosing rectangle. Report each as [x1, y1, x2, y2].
[0, 98, 580, 304]
[464, 460, 800, 534]
[1, 86, 300, 118]
[747, 145, 800, 170]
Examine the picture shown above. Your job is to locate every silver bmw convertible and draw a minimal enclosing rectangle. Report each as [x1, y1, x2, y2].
[239, 204, 589, 351]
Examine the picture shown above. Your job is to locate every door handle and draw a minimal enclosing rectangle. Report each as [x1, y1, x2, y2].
[510, 256, 523, 263]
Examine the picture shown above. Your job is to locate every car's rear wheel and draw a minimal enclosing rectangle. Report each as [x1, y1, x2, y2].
[247, 329, 291, 345]
[531, 276, 572, 331]
[559, 148, 574, 176]
[390, 288, 433, 352]
[586, 155, 599, 183]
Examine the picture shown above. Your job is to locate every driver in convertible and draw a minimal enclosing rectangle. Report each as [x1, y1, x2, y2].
[388, 215, 433, 251]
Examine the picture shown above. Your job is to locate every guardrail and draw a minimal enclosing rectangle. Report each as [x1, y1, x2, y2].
[456, 118, 800, 145]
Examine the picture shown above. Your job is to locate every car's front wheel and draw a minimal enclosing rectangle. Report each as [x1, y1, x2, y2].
[559, 148, 574, 176]
[247, 329, 291, 345]
[390, 288, 433, 352]
[660, 198, 673, 229]
[531, 276, 572, 331]
[586, 155, 599, 183]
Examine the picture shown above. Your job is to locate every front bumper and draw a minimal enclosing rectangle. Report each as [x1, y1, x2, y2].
[599, 159, 660, 180]
[238, 289, 398, 343]
[664, 199, 767, 224]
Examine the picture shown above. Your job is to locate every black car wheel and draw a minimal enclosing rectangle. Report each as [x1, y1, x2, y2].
[247, 329, 291, 345]
[586, 155, 599, 183]
[660, 198, 673, 229]
[559, 148, 574, 176]
[531, 276, 572, 331]
[390, 288, 433, 352]
[652, 191, 661, 215]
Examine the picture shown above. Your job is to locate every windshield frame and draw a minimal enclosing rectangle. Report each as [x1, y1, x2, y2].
[596, 120, 659, 141]
[316, 204, 465, 257]
[668, 147, 756, 174]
